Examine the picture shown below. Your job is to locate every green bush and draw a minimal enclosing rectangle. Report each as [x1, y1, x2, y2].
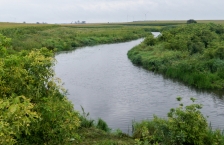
[0, 34, 80, 144]
[128, 23, 224, 90]
[187, 19, 197, 24]
[0, 96, 39, 145]
[133, 117, 170, 144]
[132, 97, 224, 145]
[96, 118, 111, 132]
[143, 35, 157, 46]
[131, 54, 142, 65]
[167, 97, 207, 145]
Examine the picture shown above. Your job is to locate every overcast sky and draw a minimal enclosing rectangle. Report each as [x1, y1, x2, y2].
[0, 0, 223, 23]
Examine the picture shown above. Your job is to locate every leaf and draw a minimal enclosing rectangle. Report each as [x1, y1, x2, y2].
[9, 104, 18, 114]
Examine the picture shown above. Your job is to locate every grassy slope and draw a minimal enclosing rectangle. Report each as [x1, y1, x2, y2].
[0, 22, 157, 145]
[0, 22, 163, 53]
[76, 128, 135, 145]
[128, 23, 224, 90]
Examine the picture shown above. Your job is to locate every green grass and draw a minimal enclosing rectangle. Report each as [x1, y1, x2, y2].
[1, 21, 224, 144]
[76, 127, 134, 145]
[1, 20, 223, 53]
[128, 23, 224, 90]
[77, 107, 134, 145]
[76, 98, 224, 145]
[0, 22, 55, 29]
[0, 22, 163, 53]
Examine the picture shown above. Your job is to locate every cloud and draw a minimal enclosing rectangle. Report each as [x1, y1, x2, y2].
[0, 0, 223, 23]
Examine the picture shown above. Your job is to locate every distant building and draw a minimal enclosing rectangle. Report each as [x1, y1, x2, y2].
[74, 20, 86, 24]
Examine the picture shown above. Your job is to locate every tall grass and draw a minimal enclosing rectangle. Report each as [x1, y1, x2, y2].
[0, 23, 162, 53]
[128, 23, 224, 90]
[79, 106, 110, 132]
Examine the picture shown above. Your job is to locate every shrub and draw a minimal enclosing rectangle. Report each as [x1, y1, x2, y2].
[132, 97, 224, 145]
[214, 46, 224, 59]
[132, 54, 142, 65]
[96, 118, 111, 132]
[0, 96, 39, 145]
[0, 34, 80, 144]
[133, 117, 170, 144]
[128, 23, 224, 89]
[167, 97, 207, 145]
[187, 19, 197, 24]
[143, 35, 157, 46]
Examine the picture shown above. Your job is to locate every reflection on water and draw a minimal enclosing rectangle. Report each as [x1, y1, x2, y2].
[55, 38, 224, 133]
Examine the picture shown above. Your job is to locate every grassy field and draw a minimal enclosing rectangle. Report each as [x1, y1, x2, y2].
[3, 19, 221, 53]
[197, 20, 224, 24]
[0, 22, 55, 29]
[1, 19, 224, 27]
[0, 22, 163, 53]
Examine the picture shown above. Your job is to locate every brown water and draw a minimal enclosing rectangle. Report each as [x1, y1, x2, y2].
[55, 37, 224, 133]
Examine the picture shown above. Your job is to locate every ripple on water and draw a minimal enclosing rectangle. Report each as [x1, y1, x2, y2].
[55, 39, 224, 133]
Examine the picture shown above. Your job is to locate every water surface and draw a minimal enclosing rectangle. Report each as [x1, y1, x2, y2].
[55, 37, 224, 133]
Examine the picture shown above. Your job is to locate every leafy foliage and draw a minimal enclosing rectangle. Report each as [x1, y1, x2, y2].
[132, 97, 224, 145]
[167, 97, 207, 145]
[96, 118, 111, 132]
[0, 96, 39, 145]
[128, 23, 224, 90]
[0, 34, 80, 144]
[187, 19, 197, 24]
[0, 24, 156, 53]
[143, 35, 157, 46]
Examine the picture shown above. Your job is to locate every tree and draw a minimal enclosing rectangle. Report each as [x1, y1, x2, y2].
[187, 19, 197, 24]
[0, 34, 80, 144]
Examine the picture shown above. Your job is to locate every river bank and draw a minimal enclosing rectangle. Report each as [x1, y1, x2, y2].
[128, 23, 224, 91]
[55, 37, 224, 144]
[0, 23, 161, 53]
[1, 22, 224, 144]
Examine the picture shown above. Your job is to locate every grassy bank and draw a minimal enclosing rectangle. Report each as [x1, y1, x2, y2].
[0, 22, 163, 53]
[1, 21, 224, 144]
[76, 107, 135, 145]
[0, 22, 161, 144]
[128, 23, 224, 90]
[76, 98, 224, 145]
[76, 127, 134, 145]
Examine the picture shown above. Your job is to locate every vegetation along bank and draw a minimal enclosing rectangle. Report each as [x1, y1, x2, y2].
[1, 22, 224, 144]
[0, 23, 162, 53]
[128, 23, 224, 90]
[0, 23, 159, 144]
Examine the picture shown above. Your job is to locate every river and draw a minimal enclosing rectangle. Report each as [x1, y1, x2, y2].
[55, 34, 224, 133]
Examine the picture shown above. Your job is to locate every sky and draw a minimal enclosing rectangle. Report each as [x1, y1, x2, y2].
[0, 0, 223, 23]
